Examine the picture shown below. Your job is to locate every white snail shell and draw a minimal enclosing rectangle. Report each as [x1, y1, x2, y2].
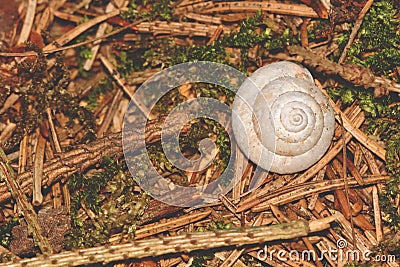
[232, 61, 335, 174]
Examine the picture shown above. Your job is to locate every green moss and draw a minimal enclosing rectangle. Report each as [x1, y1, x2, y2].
[327, 87, 389, 118]
[83, 50, 142, 111]
[3, 46, 95, 149]
[121, 0, 173, 22]
[190, 250, 214, 267]
[167, 11, 298, 71]
[347, 0, 400, 78]
[0, 217, 19, 248]
[66, 158, 149, 248]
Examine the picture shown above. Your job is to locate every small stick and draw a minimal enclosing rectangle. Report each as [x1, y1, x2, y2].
[185, 13, 222, 25]
[307, 167, 326, 210]
[360, 146, 382, 175]
[199, 1, 319, 18]
[18, 136, 28, 174]
[53, 10, 81, 23]
[0, 17, 143, 57]
[97, 90, 124, 138]
[109, 210, 212, 242]
[36, 6, 52, 34]
[0, 117, 193, 204]
[99, 55, 149, 116]
[300, 18, 311, 47]
[46, 108, 61, 153]
[239, 175, 389, 212]
[32, 133, 46, 206]
[270, 205, 323, 267]
[17, 0, 37, 44]
[288, 45, 400, 94]
[322, 89, 386, 161]
[83, 1, 123, 71]
[135, 21, 224, 37]
[0, 147, 53, 254]
[339, 116, 357, 246]
[220, 214, 264, 267]
[338, 0, 374, 64]
[0, 220, 332, 267]
[361, 146, 384, 241]
[219, 195, 240, 220]
[299, 0, 329, 18]
[44, 9, 122, 51]
[372, 186, 383, 241]
[207, 25, 223, 45]
[46, 108, 63, 208]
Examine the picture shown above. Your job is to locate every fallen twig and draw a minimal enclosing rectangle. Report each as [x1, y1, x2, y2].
[237, 175, 389, 212]
[321, 88, 386, 161]
[175, 1, 319, 18]
[288, 45, 400, 94]
[338, 0, 374, 64]
[0, 219, 335, 267]
[109, 210, 212, 242]
[0, 148, 53, 255]
[99, 55, 149, 116]
[17, 0, 37, 44]
[0, 20, 142, 57]
[32, 133, 46, 206]
[44, 9, 122, 51]
[0, 117, 192, 204]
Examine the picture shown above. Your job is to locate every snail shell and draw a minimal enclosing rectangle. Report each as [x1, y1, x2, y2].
[232, 61, 335, 174]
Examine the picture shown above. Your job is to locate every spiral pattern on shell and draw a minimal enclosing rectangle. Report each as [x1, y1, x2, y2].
[232, 61, 335, 174]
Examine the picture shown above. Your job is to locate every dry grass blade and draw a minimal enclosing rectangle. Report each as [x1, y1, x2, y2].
[44, 9, 122, 51]
[237, 175, 389, 212]
[17, 0, 37, 44]
[338, 0, 375, 64]
[322, 89, 386, 161]
[97, 90, 124, 138]
[32, 133, 46, 206]
[99, 55, 149, 116]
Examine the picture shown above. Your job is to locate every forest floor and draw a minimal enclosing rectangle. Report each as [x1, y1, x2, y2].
[0, 0, 399, 266]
